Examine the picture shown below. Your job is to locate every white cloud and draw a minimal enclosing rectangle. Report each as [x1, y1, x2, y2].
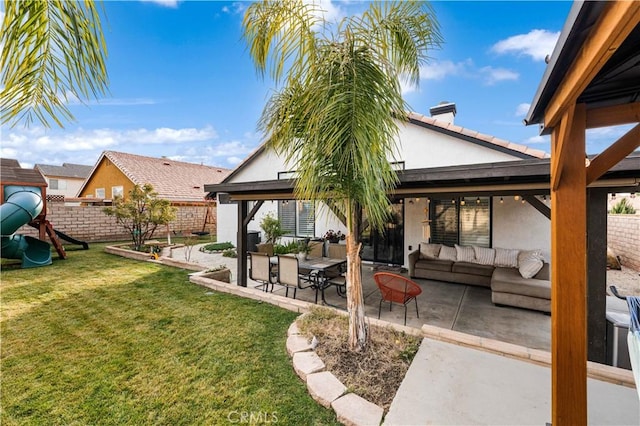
[421, 59, 472, 80]
[227, 156, 243, 166]
[139, 0, 179, 8]
[221, 2, 246, 15]
[491, 29, 560, 62]
[313, 0, 345, 23]
[515, 103, 531, 117]
[480, 66, 519, 85]
[526, 135, 548, 144]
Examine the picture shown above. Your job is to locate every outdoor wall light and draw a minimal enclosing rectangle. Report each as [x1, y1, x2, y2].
[612, 193, 616, 200]
[451, 198, 456, 204]
[460, 198, 466, 206]
[476, 197, 481, 204]
[514, 195, 521, 201]
[500, 197, 504, 203]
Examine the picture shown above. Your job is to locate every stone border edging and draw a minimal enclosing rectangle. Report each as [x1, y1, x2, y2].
[287, 315, 384, 426]
[105, 244, 206, 271]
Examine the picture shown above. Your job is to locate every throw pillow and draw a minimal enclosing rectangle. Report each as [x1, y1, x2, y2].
[455, 244, 475, 263]
[519, 257, 544, 279]
[439, 245, 457, 261]
[494, 248, 520, 268]
[473, 246, 496, 266]
[420, 243, 442, 259]
[518, 249, 544, 267]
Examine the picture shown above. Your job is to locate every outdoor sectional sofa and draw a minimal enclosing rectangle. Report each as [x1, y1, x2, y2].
[408, 243, 551, 313]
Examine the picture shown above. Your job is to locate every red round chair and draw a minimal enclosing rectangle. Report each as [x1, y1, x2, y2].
[373, 272, 423, 325]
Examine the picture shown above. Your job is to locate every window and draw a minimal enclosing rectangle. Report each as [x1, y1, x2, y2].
[112, 186, 124, 198]
[95, 188, 105, 198]
[430, 197, 491, 247]
[278, 200, 315, 237]
[49, 179, 67, 190]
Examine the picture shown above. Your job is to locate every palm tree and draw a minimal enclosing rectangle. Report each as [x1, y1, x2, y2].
[243, 0, 441, 351]
[1, 0, 109, 128]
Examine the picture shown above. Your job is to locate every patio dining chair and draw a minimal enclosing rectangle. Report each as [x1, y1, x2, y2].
[249, 252, 276, 292]
[276, 255, 303, 299]
[373, 272, 423, 325]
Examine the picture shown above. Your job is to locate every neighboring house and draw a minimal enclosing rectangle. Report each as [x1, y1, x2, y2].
[208, 102, 556, 268]
[78, 150, 230, 202]
[34, 162, 93, 198]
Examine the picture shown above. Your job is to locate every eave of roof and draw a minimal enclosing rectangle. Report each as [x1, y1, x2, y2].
[526, 1, 640, 131]
[221, 112, 550, 184]
[205, 153, 639, 198]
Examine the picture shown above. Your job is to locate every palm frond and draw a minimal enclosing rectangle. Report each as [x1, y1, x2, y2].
[243, 0, 321, 84]
[0, 0, 109, 128]
[359, 1, 442, 87]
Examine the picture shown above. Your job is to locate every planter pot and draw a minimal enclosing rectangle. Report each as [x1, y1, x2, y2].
[201, 268, 232, 283]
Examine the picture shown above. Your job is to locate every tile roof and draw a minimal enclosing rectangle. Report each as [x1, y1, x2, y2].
[86, 151, 231, 202]
[34, 163, 93, 179]
[221, 111, 550, 184]
[1, 158, 47, 186]
[406, 112, 550, 160]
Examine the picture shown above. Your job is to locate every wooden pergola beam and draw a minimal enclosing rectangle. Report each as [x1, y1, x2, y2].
[587, 124, 640, 185]
[586, 103, 640, 129]
[550, 104, 575, 191]
[550, 103, 587, 426]
[544, 1, 640, 129]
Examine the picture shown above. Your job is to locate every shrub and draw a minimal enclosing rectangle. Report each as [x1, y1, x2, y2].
[222, 249, 237, 258]
[200, 242, 235, 252]
[610, 198, 636, 214]
[259, 212, 285, 244]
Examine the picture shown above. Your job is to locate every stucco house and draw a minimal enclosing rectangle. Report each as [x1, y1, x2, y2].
[34, 162, 93, 199]
[205, 102, 638, 281]
[208, 103, 555, 265]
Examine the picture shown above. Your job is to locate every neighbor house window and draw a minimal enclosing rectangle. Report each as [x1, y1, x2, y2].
[95, 188, 105, 198]
[49, 179, 67, 190]
[279, 200, 315, 237]
[430, 197, 491, 247]
[112, 186, 124, 198]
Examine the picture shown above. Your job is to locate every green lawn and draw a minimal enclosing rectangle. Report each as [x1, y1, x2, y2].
[1, 243, 338, 425]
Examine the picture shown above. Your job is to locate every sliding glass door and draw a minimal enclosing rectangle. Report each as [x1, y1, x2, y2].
[360, 202, 404, 265]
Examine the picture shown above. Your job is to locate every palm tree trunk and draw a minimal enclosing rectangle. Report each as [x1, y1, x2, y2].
[346, 233, 367, 351]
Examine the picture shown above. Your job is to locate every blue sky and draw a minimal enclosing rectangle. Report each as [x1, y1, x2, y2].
[2, 1, 630, 170]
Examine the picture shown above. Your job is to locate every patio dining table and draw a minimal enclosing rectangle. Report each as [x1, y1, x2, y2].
[297, 256, 347, 306]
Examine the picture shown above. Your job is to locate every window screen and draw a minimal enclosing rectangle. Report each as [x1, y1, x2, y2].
[278, 200, 315, 237]
[430, 197, 491, 247]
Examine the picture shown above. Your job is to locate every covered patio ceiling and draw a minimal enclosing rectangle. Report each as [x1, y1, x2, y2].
[205, 155, 639, 201]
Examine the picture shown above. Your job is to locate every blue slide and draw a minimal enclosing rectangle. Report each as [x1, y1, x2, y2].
[1, 185, 52, 268]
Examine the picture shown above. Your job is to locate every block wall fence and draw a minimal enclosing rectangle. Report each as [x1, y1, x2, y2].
[607, 214, 640, 271]
[17, 199, 218, 243]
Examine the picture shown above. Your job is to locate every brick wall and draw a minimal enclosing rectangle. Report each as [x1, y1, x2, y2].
[17, 200, 217, 243]
[608, 214, 640, 271]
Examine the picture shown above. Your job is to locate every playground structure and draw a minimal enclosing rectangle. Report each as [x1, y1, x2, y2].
[1, 159, 87, 268]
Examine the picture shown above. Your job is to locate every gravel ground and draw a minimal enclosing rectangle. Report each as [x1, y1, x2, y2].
[607, 266, 640, 297]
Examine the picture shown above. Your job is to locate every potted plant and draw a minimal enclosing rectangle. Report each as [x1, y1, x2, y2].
[201, 265, 232, 283]
[259, 212, 285, 244]
[296, 239, 312, 261]
[323, 229, 345, 244]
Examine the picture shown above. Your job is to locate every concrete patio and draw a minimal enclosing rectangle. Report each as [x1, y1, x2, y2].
[184, 246, 638, 424]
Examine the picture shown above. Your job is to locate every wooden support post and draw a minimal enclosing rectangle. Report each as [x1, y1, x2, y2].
[550, 103, 587, 425]
[587, 188, 608, 364]
[237, 201, 248, 287]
